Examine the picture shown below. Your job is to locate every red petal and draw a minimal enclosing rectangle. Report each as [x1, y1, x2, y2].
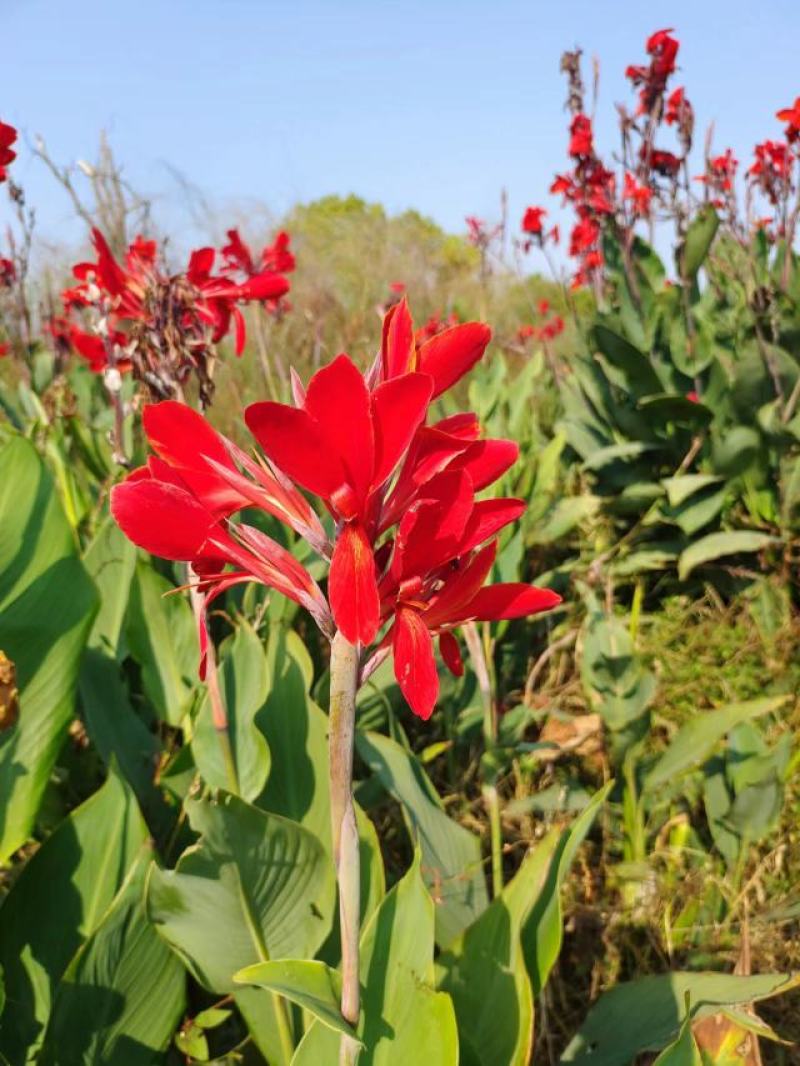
[246, 401, 346, 500]
[329, 523, 380, 645]
[439, 631, 464, 677]
[423, 541, 498, 628]
[188, 247, 215, 284]
[417, 322, 491, 398]
[233, 306, 246, 355]
[111, 477, 216, 560]
[393, 608, 438, 720]
[237, 271, 290, 301]
[143, 402, 246, 516]
[453, 439, 519, 491]
[392, 470, 474, 579]
[381, 297, 415, 379]
[458, 498, 525, 556]
[455, 583, 562, 622]
[371, 372, 433, 486]
[303, 354, 374, 507]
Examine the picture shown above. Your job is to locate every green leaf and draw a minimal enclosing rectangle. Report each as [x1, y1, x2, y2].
[529, 496, 600, 544]
[235, 959, 359, 1041]
[712, 426, 760, 478]
[39, 856, 186, 1066]
[592, 324, 663, 394]
[436, 834, 562, 1065]
[560, 972, 799, 1065]
[524, 782, 612, 994]
[79, 525, 165, 831]
[678, 531, 777, 580]
[661, 475, 724, 509]
[291, 854, 459, 1065]
[192, 621, 271, 801]
[147, 791, 335, 992]
[678, 205, 720, 279]
[82, 516, 137, 656]
[356, 730, 488, 948]
[645, 696, 788, 791]
[0, 771, 148, 1063]
[126, 561, 197, 727]
[0, 437, 98, 860]
[257, 626, 385, 928]
[638, 394, 713, 426]
[653, 1015, 703, 1065]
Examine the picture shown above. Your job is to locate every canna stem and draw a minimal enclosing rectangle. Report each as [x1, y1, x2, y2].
[328, 631, 362, 1065]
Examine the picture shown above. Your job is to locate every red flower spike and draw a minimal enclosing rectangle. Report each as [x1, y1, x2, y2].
[458, 583, 562, 622]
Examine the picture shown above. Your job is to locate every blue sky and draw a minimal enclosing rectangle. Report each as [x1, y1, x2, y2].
[2, 0, 799, 249]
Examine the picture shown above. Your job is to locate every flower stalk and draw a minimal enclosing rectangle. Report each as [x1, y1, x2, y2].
[328, 630, 362, 1065]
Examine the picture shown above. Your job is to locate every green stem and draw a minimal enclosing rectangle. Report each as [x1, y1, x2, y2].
[329, 632, 362, 1065]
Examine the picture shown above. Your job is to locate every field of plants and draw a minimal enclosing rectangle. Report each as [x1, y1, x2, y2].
[1, 25, 799, 1066]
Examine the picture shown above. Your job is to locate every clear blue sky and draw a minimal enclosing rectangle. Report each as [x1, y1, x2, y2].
[2, 0, 799, 248]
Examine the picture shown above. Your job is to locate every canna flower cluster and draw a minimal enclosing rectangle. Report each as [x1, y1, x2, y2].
[111, 300, 560, 719]
[520, 27, 800, 285]
[517, 299, 565, 345]
[59, 227, 291, 402]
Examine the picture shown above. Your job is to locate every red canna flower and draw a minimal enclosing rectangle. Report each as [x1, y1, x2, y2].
[0, 121, 17, 183]
[568, 114, 594, 158]
[111, 300, 560, 720]
[623, 172, 652, 218]
[645, 148, 682, 178]
[776, 97, 800, 143]
[0, 257, 15, 288]
[521, 206, 547, 235]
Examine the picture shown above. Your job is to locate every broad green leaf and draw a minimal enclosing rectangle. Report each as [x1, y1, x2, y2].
[638, 394, 713, 426]
[356, 730, 488, 948]
[560, 972, 799, 1065]
[524, 782, 612, 994]
[39, 857, 186, 1066]
[678, 205, 719, 279]
[645, 696, 788, 791]
[79, 524, 165, 831]
[592, 324, 663, 395]
[126, 562, 197, 726]
[654, 1015, 703, 1065]
[82, 517, 137, 656]
[147, 791, 335, 992]
[678, 531, 777, 580]
[529, 496, 600, 545]
[661, 475, 724, 509]
[712, 426, 760, 478]
[292, 855, 459, 1065]
[0, 771, 148, 1063]
[582, 441, 658, 472]
[436, 833, 561, 1066]
[257, 626, 385, 927]
[192, 621, 271, 801]
[0, 437, 98, 860]
[235, 959, 359, 1041]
